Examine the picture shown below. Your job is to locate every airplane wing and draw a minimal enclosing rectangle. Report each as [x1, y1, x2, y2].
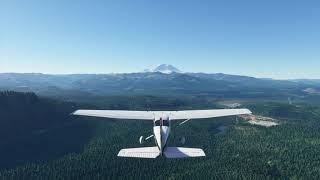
[73, 108, 251, 121]
[73, 110, 154, 120]
[168, 109, 252, 120]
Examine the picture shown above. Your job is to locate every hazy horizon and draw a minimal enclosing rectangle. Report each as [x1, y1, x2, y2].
[0, 63, 319, 80]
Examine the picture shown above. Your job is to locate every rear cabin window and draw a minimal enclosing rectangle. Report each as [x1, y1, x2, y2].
[155, 119, 169, 126]
[163, 120, 169, 126]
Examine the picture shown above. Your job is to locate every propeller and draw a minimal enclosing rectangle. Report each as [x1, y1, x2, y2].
[139, 119, 191, 145]
[179, 136, 186, 145]
[171, 119, 191, 146]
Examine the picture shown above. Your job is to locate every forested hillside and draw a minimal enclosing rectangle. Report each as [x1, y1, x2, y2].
[0, 91, 72, 137]
[1, 91, 320, 179]
[0, 91, 93, 169]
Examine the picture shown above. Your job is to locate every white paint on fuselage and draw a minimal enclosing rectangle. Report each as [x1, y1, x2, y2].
[153, 118, 171, 153]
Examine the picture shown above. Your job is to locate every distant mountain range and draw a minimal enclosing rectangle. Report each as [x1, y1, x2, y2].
[1, 64, 320, 99]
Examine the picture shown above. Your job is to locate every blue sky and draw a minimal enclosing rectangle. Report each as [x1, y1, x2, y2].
[1, 0, 320, 79]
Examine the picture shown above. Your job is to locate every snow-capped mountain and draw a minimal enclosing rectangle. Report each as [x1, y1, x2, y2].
[147, 64, 182, 74]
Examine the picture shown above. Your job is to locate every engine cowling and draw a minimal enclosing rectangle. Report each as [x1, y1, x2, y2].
[139, 136, 144, 144]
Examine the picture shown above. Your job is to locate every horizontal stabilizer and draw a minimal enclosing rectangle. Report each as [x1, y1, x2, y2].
[164, 147, 206, 158]
[118, 147, 160, 158]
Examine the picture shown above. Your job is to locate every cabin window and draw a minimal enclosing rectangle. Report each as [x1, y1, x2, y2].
[155, 120, 161, 126]
[154, 119, 169, 126]
[162, 120, 169, 126]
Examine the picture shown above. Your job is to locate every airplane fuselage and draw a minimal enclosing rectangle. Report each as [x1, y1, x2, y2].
[153, 116, 171, 154]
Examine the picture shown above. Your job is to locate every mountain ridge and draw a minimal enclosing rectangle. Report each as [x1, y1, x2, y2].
[1, 71, 319, 100]
[1, 63, 320, 99]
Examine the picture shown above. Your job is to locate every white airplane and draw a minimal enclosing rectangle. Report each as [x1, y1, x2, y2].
[73, 108, 252, 158]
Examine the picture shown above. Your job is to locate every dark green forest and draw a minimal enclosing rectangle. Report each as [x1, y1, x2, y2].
[1, 91, 320, 179]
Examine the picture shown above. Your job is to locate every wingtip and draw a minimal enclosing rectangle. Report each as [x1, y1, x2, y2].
[242, 108, 252, 114]
[117, 149, 124, 157]
[71, 110, 79, 116]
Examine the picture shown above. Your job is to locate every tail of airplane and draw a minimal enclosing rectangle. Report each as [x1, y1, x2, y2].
[163, 147, 206, 158]
[118, 146, 205, 158]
